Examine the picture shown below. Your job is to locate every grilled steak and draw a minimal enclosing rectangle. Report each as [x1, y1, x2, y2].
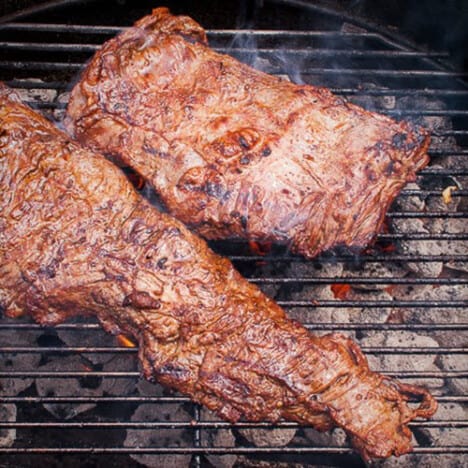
[0, 84, 436, 460]
[66, 7, 430, 259]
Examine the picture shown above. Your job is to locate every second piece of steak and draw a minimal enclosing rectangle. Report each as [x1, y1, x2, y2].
[0, 83, 436, 461]
[66, 7, 430, 258]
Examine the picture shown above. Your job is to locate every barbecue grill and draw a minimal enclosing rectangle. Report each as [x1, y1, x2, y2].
[0, 1, 466, 467]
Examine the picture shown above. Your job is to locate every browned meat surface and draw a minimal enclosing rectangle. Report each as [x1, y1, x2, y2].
[66, 7, 430, 259]
[0, 84, 436, 460]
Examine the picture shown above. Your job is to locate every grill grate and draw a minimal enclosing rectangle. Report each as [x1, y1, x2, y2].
[0, 1, 467, 467]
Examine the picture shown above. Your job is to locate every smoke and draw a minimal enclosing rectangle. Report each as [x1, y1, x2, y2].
[226, 0, 262, 69]
[269, 49, 306, 85]
[227, 0, 306, 84]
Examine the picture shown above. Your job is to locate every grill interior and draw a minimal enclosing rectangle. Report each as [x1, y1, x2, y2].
[0, 1, 467, 467]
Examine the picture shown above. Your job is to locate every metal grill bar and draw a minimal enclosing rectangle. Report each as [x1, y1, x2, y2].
[1, 446, 466, 455]
[2, 60, 466, 77]
[386, 212, 467, 218]
[0, 41, 451, 58]
[1, 420, 467, 429]
[0, 41, 100, 52]
[333, 89, 468, 96]
[386, 110, 468, 116]
[427, 150, 468, 155]
[304, 323, 468, 331]
[0, 22, 428, 38]
[2, 346, 466, 354]
[0, 60, 83, 70]
[304, 69, 468, 78]
[252, 277, 468, 284]
[1, 396, 192, 403]
[400, 190, 467, 196]
[1, 322, 466, 331]
[1, 370, 466, 378]
[374, 233, 467, 240]
[0, 22, 126, 33]
[2, 395, 466, 403]
[229, 254, 468, 262]
[277, 300, 467, 307]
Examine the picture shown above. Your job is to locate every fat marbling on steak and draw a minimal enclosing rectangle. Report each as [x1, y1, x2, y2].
[66, 7, 430, 258]
[0, 84, 436, 460]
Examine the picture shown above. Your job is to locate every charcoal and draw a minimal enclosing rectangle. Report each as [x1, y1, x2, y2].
[395, 182, 426, 212]
[346, 261, 408, 292]
[439, 354, 468, 396]
[375, 453, 420, 467]
[57, 327, 117, 365]
[360, 331, 439, 371]
[136, 378, 166, 397]
[238, 427, 297, 447]
[393, 217, 443, 277]
[410, 455, 468, 468]
[333, 289, 394, 324]
[201, 408, 237, 468]
[0, 404, 16, 448]
[0, 324, 41, 396]
[399, 284, 467, 348]
[35, 355, 101, 419]
[302, 426, 347, 450]
[101, 353, 137, 396]
[124, 403, 192, 468]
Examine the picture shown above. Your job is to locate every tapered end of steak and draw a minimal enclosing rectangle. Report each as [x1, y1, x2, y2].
[349, 379, 437, 460]
[65, 7, 430, 259]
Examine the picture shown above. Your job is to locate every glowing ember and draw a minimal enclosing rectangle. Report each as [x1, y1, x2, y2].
[379, 242, 397, 253]
[248, 241, 272, 256]
[117, 334, 137, 348]
[442, 185, 457, 204]
[331, 283, 352, 300]
[364, 240, 397, 254]
[81, 363, 93, 372]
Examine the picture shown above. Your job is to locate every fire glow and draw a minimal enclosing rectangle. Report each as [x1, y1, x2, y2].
[330, 283, 352, 300]
[117, 334, 137, 348]
[248, 240, 273, 256]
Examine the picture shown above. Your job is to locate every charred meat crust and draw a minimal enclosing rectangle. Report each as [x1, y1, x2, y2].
[66, 7, 430, 259]
[0, 84, 436, 461]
